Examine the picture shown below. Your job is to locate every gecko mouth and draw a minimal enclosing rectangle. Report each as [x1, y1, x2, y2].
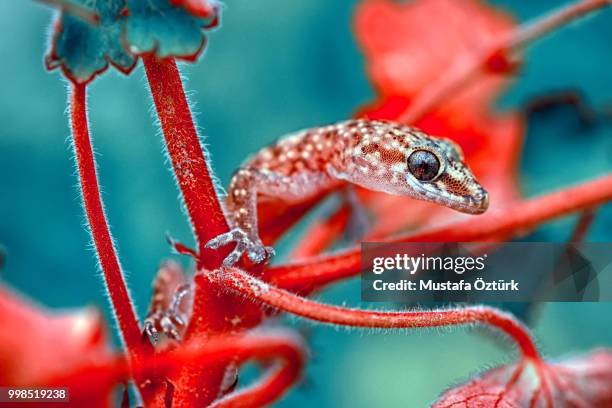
[408, 179, 489, 214]
[432, 191, 488, 214]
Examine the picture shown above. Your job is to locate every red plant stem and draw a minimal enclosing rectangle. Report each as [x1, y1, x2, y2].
[265, 174, 612, 292]
[569, 208, 597, 242]
[204, 335, 305, 408]
[70, 84, 143, 360]
[508, 0, 610, 50]
[147, 333, 304, 408]
[143, 55, 259, 406]
[36, 0, 99, 23]
[142, 54, 230, 268]
[398, 0, 611, 124]
[207, 269, 540, 361]
[49, 333, 305, 408]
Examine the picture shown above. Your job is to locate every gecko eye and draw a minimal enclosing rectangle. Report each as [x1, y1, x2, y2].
[407, 150, 440, 182]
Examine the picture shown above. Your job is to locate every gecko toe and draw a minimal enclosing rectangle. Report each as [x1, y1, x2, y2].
[205, 229, 249, 249]
[205, 233, 230, 249]
[143, 320, 155, 336]
[247, 246, 266, 263]
[222, 251, 242, 267]
[160, 316, 181, 341]
[247, 244, 275, 264]
[143, 319, 160, 344]
[143, 284, 191, 345]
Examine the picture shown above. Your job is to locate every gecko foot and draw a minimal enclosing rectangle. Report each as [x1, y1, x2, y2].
[144, 283, 192, 343]
[205, 228, 275, 267]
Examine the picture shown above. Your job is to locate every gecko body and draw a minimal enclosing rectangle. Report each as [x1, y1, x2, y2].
[206, 119, 489, 266]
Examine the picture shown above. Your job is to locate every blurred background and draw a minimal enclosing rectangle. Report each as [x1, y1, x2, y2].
[1, 0, 611, 406]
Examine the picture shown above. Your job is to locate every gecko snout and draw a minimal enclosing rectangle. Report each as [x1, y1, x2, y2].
[472, 188, 489, 214]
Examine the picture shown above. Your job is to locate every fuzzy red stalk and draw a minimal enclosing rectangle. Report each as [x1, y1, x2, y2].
[69, 84, 144, 361]
[142, 54, 230, 268]
[143, 55, 269, 406]
[48, 332, 305, 408]
[204, 268, 540, 361]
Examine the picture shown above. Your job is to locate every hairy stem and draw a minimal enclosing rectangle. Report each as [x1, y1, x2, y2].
[70, 84, 143, 360]
[148, 333, 304, 408]
[265, 175, 612, 292]
[399, 0, 611, 123]
[143, 55, 255, 406]
[207, 268, 540, 360]
[203, 334, 305, 408]
[142, 54, 230, 268]
[49, 332, 305, 408]
[36, 0, 99, 24]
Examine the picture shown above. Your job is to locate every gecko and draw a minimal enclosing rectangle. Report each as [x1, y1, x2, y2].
[205, 118, 489, 266]
[144, 119, 489, 342]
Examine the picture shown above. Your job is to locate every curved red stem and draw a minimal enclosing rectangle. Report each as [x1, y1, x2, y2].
[205, 268, 540, 361]
[36, 0, 99, 23]
[69, 84, 144, 360]
[265, 175, 612, 292]
[203, 334, 305, 408]
[142, 333, 305, 408]
[48, 332, 305, 408]
[398, 0, 611, 124]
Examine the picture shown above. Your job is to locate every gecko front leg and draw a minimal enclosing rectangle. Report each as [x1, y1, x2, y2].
[205, 168, 277, 267]
[206, 164, 338, 266]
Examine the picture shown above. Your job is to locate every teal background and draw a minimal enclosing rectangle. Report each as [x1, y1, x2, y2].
[1, 0, 611, 406]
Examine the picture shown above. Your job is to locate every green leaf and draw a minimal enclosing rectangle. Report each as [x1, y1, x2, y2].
[124, 0, 218, 61]
[45, 0, 136, 85]
[169, 0, 220, 19]
[45, 0, 220, 84]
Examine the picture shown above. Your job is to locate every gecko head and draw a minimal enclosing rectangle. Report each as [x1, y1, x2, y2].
[402, 136, 489, 214]
[342, 120, 488, 214]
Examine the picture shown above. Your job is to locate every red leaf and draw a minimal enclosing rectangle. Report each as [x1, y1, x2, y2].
[433, 350, 612, 407]
[0, 286, 112, 387]
[355, 0, 514, 102]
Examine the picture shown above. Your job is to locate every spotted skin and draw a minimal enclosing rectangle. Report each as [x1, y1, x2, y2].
[206, 119, 489, 266]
